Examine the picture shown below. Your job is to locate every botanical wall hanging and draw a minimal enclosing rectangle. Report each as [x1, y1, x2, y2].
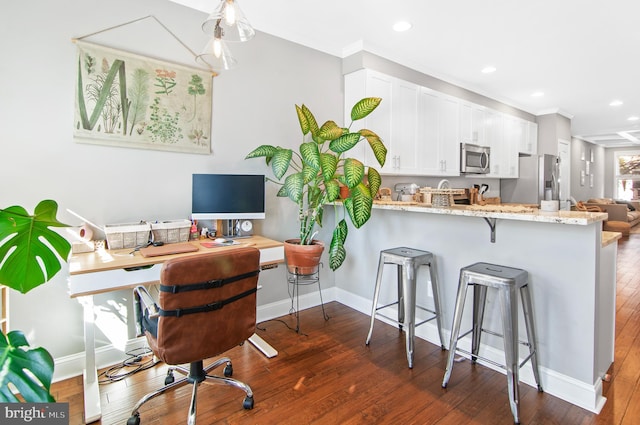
[74, 41, 213, 154]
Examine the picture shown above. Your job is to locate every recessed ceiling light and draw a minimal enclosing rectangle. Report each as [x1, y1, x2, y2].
[628, 116, 639, 121]
[392, 21, 412, 32]
[481, 66, 496, 74]
[610, 100, 623, 107]
[531, 91, 544, 97]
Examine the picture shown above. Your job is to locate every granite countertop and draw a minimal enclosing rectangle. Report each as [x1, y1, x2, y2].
[368, 201, 608, 225]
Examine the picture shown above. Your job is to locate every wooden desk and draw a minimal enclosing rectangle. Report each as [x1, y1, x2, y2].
[68, 235, 284, 424]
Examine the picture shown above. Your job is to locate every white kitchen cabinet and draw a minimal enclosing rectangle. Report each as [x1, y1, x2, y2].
[459, 101, 485, 145]
[417, 88, 460, 176]
[485, 109, 505, 177]
[500, 114, 520, 178]
[520, 120, 538, 155]
[390, 79, 421, 174]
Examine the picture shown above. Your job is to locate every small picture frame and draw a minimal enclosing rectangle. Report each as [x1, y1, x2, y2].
[590, 173, 594, 188]
[585, 161, 590, 175]
[580, 170, 585, 186]
[581, 148, 585, 161]
[590, 149, 594, 163]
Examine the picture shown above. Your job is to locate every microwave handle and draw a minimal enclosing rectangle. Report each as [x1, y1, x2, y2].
[480, 151, 489, 171]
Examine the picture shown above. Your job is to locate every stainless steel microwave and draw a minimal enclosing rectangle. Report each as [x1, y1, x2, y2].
[460, 143, 490, 174]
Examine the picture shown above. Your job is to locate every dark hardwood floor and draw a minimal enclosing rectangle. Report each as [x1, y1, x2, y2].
[52, 235, 640, 424]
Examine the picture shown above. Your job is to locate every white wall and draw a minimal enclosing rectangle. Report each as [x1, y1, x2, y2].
[0, 0, 342, 359]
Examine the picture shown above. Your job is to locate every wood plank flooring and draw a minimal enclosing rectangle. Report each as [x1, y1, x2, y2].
[52, 234, 640, 424]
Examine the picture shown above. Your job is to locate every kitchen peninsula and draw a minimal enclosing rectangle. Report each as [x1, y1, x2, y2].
[331, 202, 616, 413]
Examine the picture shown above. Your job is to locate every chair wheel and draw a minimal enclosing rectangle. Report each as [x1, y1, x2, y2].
[165, 370, 175, 385]
[127, 414, 141, 425]
[243, 396, 254, 410]
[224, 363, 233, 377]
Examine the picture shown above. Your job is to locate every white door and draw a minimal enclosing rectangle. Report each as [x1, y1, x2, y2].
[558, 139, 571, 210]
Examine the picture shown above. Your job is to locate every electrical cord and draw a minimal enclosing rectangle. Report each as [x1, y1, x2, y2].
[98, 347, 160, 384]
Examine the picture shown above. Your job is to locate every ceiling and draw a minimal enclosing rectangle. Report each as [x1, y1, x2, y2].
[172, 0, 640, 148]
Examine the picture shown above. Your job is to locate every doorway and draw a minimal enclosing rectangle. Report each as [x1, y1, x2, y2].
[558, 139, 571, 209]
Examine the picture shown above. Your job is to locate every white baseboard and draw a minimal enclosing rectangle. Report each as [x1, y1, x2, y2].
[333, 287, 606, 414]
[54, 287, 605, 413]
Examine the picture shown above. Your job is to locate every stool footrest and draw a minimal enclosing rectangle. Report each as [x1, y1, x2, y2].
[456, 328, 532, 348]
[454, 346, 536, 371]
[375, 303, 438, 329]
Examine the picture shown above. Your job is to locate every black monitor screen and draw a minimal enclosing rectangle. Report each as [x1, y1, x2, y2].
[191, 174, 266, 220]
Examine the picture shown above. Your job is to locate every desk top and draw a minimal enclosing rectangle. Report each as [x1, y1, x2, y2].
[69, 235, 284, 276]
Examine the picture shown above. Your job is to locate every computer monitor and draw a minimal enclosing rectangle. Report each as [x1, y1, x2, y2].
[191, 174, 266, 220]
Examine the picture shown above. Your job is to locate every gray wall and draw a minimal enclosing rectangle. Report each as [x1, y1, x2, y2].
[571, 138, 605, 201]
[1, 0, 342, 360]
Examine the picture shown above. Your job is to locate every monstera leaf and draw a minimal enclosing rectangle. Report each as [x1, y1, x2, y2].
[0, 330, 55, 402]
[0, 200, 71, 294]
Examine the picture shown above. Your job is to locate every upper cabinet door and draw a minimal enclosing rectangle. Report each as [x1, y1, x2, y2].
[520, 120, 538, 155]
[344, 70, 393, 171]
[392, 79, 421, 174]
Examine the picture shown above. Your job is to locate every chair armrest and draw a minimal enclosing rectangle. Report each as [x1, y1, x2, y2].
[133, 286, 159, 337]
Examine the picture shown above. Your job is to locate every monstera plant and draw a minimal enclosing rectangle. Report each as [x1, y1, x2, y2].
[246, 97, 387, 271]
[0, 200, 71, 402]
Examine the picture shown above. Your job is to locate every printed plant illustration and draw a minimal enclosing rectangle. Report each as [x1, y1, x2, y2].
[148, 97, 183, 144]
[187, 74, 206, 122]
[74, 42, 212, 154]
[154, 69, 177, 95]
[127, 68, 150, 136]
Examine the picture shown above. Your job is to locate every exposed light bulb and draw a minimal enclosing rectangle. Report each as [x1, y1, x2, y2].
[213, 38, 223, 58]
[225, 0, 236, 26]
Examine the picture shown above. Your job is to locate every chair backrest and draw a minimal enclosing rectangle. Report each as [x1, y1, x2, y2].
[148, 247, 260, 365]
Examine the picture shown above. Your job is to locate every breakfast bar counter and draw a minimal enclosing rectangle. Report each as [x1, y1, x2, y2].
[330, 202, 615, 413]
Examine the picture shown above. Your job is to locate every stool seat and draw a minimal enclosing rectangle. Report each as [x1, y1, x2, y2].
[365, 247, 444, 369]
[442, 262, 542, 424]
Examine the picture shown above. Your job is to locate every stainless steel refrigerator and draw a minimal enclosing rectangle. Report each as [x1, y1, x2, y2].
[500, 154, 559, 204]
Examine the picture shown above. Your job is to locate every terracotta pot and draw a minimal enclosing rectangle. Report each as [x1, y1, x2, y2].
[339, 185, 350, 199]
[284, 239, 324, 274]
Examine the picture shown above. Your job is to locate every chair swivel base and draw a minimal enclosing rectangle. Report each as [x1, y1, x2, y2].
[127, 357, 253, 425]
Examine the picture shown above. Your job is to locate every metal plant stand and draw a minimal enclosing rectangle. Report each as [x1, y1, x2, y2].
[286, 263, 329, 335]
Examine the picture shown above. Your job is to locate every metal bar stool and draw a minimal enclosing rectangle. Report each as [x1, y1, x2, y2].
[442, 262, 543, 424]
[365, 247, 445, 369]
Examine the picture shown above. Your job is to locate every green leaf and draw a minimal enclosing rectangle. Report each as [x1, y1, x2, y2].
[351, 97, 381, 121]
[367, 167, 382, 197]
[329, 133, 360, 153]
[301, 105, 319, 137]
[0, 330, 55, 402]
[325, 179, 340, 202]
[283, 172, 304, 203]
[345, 184, 373, 228]
[245, 144, 279, 159]
[302, 164, 318, 184]
[329, 220, 348, 271]
[343, 158, 365, 189]
[271, 149, 293, 180]
[300, 142, 321, 170]
[360, 129, 387, 167]
[320, 153, 338, 181]
[0, 200, 71, 294]
[318, 120, 344, 140]
[295, 104, 309, 135]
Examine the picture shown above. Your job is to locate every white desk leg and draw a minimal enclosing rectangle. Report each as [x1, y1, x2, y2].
[248, 333, 278, 358]
[80, 295, 101, 423]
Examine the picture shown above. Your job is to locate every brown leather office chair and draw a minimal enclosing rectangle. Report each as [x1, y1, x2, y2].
[127, 247, 261, 425]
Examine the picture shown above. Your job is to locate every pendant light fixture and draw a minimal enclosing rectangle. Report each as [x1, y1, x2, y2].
[196, 25, 238, 71]
[202, 0, 255, 42]
[197, 0, 254, 71]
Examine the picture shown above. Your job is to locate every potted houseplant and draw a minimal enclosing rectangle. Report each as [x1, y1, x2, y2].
[0, 200, 71, 402]
[246, 97, 387, 271]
